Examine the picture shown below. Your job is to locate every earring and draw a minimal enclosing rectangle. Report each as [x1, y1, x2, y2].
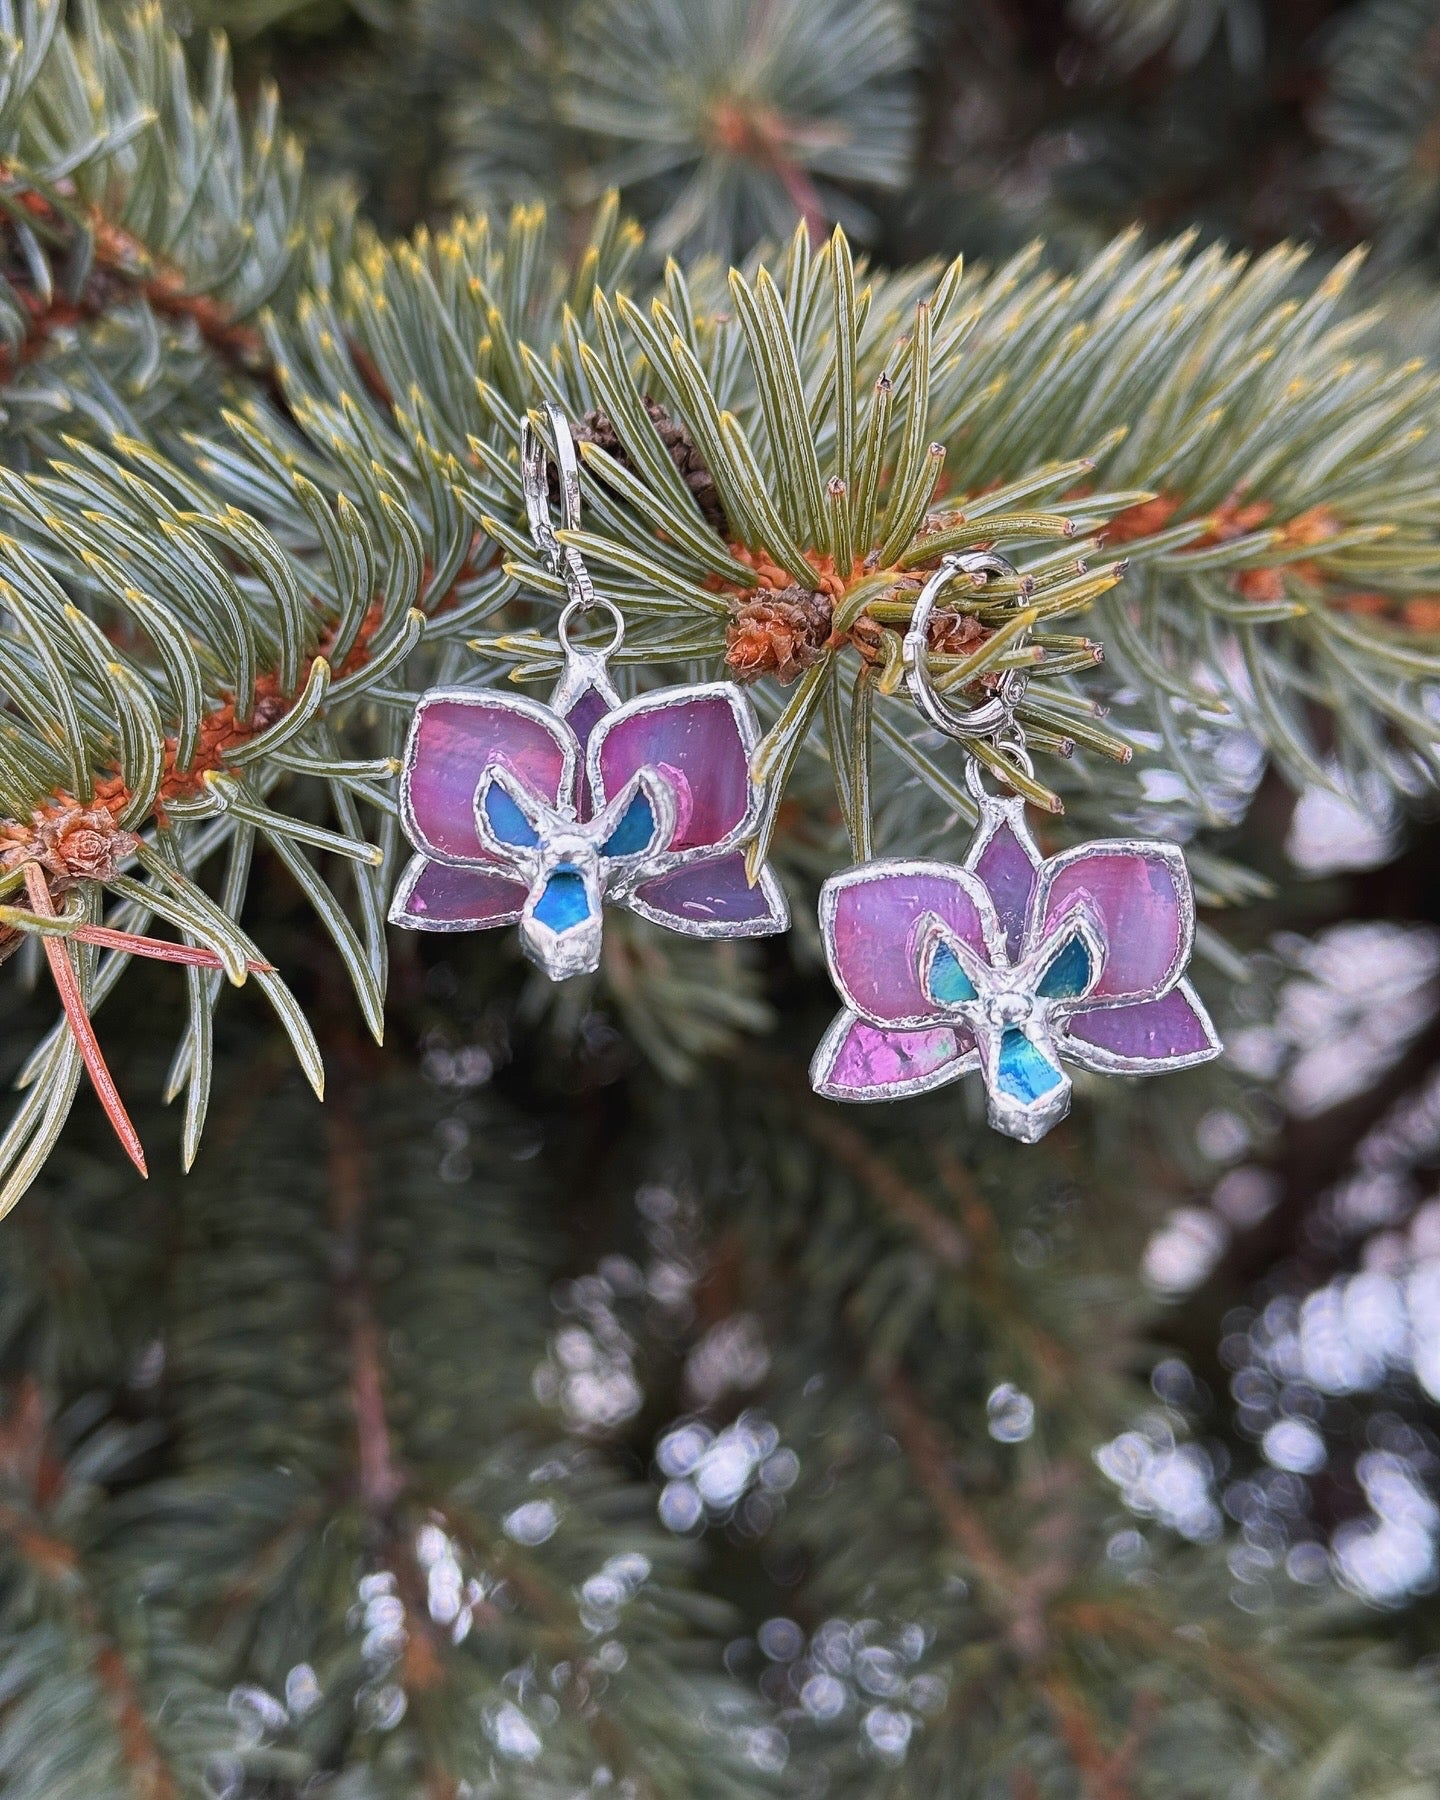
[389, 402, 789, 979]
[809, 552, 1220, 1143]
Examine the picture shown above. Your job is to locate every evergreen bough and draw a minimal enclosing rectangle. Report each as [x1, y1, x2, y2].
[0, 2, 1438, 1795]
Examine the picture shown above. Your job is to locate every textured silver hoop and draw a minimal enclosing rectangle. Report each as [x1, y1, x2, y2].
[521, 401, 596, 611]
[903, 551, 1028, 742]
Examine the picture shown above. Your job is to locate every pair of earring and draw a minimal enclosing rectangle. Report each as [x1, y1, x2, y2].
[390, 406, 1219, 1142]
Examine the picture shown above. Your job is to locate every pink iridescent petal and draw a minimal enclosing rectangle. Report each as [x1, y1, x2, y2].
[590, 685, 755, 852]
[972, 812, 1040, 959]
[403, 692, 576, 863]
[822, 861, 1002, 1027]
[1031, 843, 1189, 1001]
[1064, 982, 1219, 1072]
[628, 854, 788, 936]
[388, 857, 528, 930]
[811, 1012, 974, 1101]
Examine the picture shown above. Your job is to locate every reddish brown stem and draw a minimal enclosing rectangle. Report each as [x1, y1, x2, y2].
[0, 1385, 177, 1800]
[880, 1367, 1015, 1596]
[1039, 1670, 1135, 1800]
[23, 865, 146, 1176]
[325, 1106, 403, 1514]
[793, 1102, 971, 1267]
[65, 923, 273, 973]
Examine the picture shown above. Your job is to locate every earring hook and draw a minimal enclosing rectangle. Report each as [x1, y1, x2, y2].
[521, 401, 596, 612]
[902, 551, 1029, 743]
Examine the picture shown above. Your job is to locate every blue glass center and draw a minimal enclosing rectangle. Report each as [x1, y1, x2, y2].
[996, 1028, 1062, 1102]
[1036, 932, 1093, 999]
[484, 780, 540, 848]
[928, 940, 978, 1004]
[532, 866, 591, 932]
[601, 788, 656, 858]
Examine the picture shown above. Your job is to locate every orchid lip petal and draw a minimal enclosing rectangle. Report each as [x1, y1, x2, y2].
[974, 1020, 1073, 1142]
[519, 854, 606, 979]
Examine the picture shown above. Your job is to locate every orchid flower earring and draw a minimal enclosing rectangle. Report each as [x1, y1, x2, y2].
[389, 402, 789, 978]
[810, 552, 1220, 1142]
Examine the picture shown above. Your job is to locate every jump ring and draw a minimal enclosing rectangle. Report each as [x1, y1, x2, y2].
[558, 594, 624, 660]
[964, 738, 1036, 802]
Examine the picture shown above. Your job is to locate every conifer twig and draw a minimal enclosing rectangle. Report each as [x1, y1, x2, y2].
[0, 1383, 177, 1799]
[22, 865, 146, 1178]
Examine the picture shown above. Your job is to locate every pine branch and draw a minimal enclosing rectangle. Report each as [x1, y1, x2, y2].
[0, 0, 342, 455]
[117, 1057, 782, 1798]
[1315, 0, 1440, 267]
[0, 1, 1437, 1210]
[0, 1379, 231, 1800]
[630, 1070, 1440, 1796]
[442, 0, 919, 259]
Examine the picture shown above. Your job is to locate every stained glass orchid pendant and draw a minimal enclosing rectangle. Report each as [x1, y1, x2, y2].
[810, 552, 1220, 1143]
[389, 402, 789, 977]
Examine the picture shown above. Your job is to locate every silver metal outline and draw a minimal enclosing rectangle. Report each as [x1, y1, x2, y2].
[809, 1006, 979, 1103]
[547, 594, 627, 720]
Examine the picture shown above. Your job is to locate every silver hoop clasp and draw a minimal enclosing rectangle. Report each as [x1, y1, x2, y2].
[521, 400, 596, 612]
[902, 551, 1029, 743]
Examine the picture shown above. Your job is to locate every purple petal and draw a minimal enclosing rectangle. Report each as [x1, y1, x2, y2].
[561, 686, 612, 818]
[972, 815, 1039, 959]
[1032, 843, 1189, 1001]
[1064, 982, 1219, 1071]
[403, 692, 576, 863]
[811, 1013, 973, 1101]
[389, 857, 528, 930]
[628, 855, 788, 935]
[822, 861, 1001, 1026]
[563, 685, 611, 746]
[591, 685, 754, 852]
